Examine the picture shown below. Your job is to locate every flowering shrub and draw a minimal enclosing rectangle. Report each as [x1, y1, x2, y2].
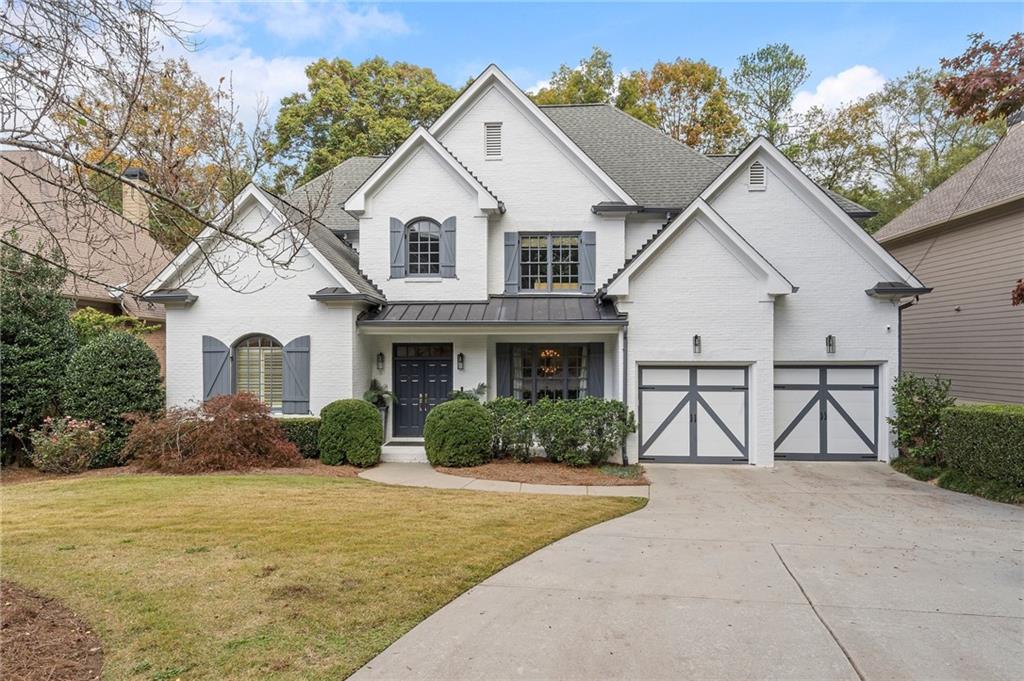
[123, 393, 302, 473]
[28, 417, 106, 473]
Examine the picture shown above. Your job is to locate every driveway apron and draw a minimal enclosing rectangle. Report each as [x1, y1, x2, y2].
[352, 462, 1024, 681]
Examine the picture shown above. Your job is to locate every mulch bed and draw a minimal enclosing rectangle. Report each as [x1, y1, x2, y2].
[438, 458, 649, 486]
[0, 459, 361, 486]
[1, 582, 103, 681]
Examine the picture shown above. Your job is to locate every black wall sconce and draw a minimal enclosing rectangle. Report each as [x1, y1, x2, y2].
[693, 334, 702, 354]
[457, 352, 465, 370]
[825, 334, 837, 354]
[376, 352, 385, 371]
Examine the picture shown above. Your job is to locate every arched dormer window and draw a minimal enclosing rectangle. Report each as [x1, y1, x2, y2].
[234, 335, 283, 411]
[406, 218, 441, 276]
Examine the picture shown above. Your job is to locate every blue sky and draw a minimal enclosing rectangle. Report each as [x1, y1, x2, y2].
[167, 2, 1023, 124]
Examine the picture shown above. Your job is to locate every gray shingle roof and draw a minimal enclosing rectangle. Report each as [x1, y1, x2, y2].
[261, 187, 384, 299]
[541, 104, 724, 208]
[285, 156, 385, 233]
[874, 121, 1024, 243]
[359, 295, 625, 326]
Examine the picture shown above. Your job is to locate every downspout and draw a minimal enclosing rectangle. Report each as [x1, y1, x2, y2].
[897, 296, 919, 377]
[621, 327, 629, 466]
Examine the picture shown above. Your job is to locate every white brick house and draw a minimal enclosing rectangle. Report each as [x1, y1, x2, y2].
[145, 65, 928, 466]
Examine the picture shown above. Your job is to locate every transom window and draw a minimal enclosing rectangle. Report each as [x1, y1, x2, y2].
[406, 219, 441, 276]
[519, 233, 580, 292]
[234, 335, 283, 411]
[512, 344, 588, 403]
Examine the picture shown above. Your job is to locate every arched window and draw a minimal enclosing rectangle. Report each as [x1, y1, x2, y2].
[406, 219, 441, 276]
[234, 335, 283, 410]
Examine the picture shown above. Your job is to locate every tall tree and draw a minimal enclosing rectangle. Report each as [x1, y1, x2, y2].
[788, 102, 875, 191]
[2, 0, 294, 295]
[269, 58, 457, 190]
[732, 43, 810, 145]
[532, 46, 616, 105]
[620, 59, 743, 153]
[936, 32, 1024, 123]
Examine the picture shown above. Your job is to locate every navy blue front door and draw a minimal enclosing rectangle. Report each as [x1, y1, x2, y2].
[393, 344, 452, 437]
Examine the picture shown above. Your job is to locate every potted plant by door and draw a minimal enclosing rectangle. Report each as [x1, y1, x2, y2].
[363, 379, 396, 436]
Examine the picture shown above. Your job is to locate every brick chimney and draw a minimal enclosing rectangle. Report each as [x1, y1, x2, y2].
[121, 167, 150, 226]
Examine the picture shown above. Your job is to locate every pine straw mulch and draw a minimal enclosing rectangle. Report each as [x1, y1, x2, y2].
[0, 459, 361, 486]
[1, 582, 103, 681]
[438, 458, 649, 486]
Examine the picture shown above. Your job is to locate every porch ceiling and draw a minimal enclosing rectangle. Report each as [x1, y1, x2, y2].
[358, 295, 626, 327]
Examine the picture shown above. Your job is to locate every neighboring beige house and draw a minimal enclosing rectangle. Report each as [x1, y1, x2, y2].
[0, 150, 171, 372]
[875, 113, 1024, 404]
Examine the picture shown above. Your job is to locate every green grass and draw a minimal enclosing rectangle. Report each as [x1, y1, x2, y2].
[1, 474, 644, 679]
[598, 464, 645, 480]
[891, 458, 1024, 504]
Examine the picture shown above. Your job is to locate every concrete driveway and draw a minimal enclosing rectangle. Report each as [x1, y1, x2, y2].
[353, 463, 1023, 681]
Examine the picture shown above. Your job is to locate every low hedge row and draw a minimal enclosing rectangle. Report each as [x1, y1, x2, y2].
[278, 418, 321, 458]
[941, 404, 1024, 488]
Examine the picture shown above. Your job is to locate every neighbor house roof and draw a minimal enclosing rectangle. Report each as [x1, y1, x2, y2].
[874, 120, 1024, 243]
[0, 150, 171, 320]
[359, 295, 625, 327]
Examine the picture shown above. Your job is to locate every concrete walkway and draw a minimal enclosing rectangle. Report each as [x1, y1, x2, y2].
[358, 462, 650, 497]
[353, 462, 1023, 681]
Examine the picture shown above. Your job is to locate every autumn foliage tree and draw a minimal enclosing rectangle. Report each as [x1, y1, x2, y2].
[936, 32, 1024, 123]
[533, 47, 616, 106]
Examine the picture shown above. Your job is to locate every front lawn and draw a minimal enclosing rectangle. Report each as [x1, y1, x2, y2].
[1, 475, 644, 679]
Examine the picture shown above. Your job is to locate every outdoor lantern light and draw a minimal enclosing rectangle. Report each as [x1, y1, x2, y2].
[693, 334, 702, 354]
[457, 352, 465, 370]
[376, 352, 385, 371]
[826, 334, 837, 354]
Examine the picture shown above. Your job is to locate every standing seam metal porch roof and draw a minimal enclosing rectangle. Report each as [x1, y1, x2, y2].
[358, 295, 626, 326]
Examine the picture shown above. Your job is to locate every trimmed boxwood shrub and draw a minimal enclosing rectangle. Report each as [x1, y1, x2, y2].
[531, 398, 635, 467]
[318, 399, 382, 467]
[424, 399, 493, 467]
[486, 397, 533, 461]
[279, 417, 321, 458]
[941, 404, 1024, 488]
[62, 331, 164, 466]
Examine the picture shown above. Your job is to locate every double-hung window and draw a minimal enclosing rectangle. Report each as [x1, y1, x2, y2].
[406, 219, 441, 276]
[511, 344, 588, 403]
[519, 233, 580, 292]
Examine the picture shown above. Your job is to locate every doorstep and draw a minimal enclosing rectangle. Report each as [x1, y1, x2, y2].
[381, 442, 428, 463]
[358, 463, 650, 498]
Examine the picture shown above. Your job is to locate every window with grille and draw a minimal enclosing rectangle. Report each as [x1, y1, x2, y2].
[748, 161, 766, 190]
[519, 233, 580, 291]
[234, 335, 283, 411]
[485, 122, 502, 158]
[511, 344, 588, 403]
[406, 219, 441, 276]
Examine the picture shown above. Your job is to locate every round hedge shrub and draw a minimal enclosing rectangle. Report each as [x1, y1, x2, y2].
[319, 399, 382, 467]
[424, 399, 494, 467]
[62, 331, 163, 466]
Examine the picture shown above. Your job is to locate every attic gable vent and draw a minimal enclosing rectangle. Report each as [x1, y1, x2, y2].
[485, 122, 502, 159]
[748, 161, 766, 191]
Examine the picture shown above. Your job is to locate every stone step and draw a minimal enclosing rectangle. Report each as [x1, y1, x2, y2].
[381, 442, 428, 463]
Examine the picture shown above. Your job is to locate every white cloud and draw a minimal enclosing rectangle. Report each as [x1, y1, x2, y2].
[526, 78, 550, 95]
[259, 1, 409, 42]
[792, 65, 886, 114]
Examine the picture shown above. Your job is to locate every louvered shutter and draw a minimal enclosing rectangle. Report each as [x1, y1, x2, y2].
[503, 232, 519, 294]
[580, 231, 596, 293]
[440, 216, 457, 278]
[202, 336, 231, 400]
[390, 218, 406, 278]
[586, 342, 604, 398]
[282, 335, 311, 414]
[496, 343, 512, 397]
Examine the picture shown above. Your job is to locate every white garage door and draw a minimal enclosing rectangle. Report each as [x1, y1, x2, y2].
[774, 366, 879, 460]
[638, 366, 748, 463]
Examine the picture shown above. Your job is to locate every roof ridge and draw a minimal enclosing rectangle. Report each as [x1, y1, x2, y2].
[601, 103, 726, 166]
[537, 102, 612, 108]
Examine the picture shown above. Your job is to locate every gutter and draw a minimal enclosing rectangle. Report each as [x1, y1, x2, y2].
[141, 289, 197, 306]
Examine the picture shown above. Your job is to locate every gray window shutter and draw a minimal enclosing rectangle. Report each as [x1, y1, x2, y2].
[580, 231, 596, 293]
[496, 343, 512, 397]
[202, 336, 231, 400]
[390, 218, 406, 279]
[282, 335, 311, 414]
[440, 216, 457, 278]
[586, 342, 604, 398]
[503, 232, 519, 294]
